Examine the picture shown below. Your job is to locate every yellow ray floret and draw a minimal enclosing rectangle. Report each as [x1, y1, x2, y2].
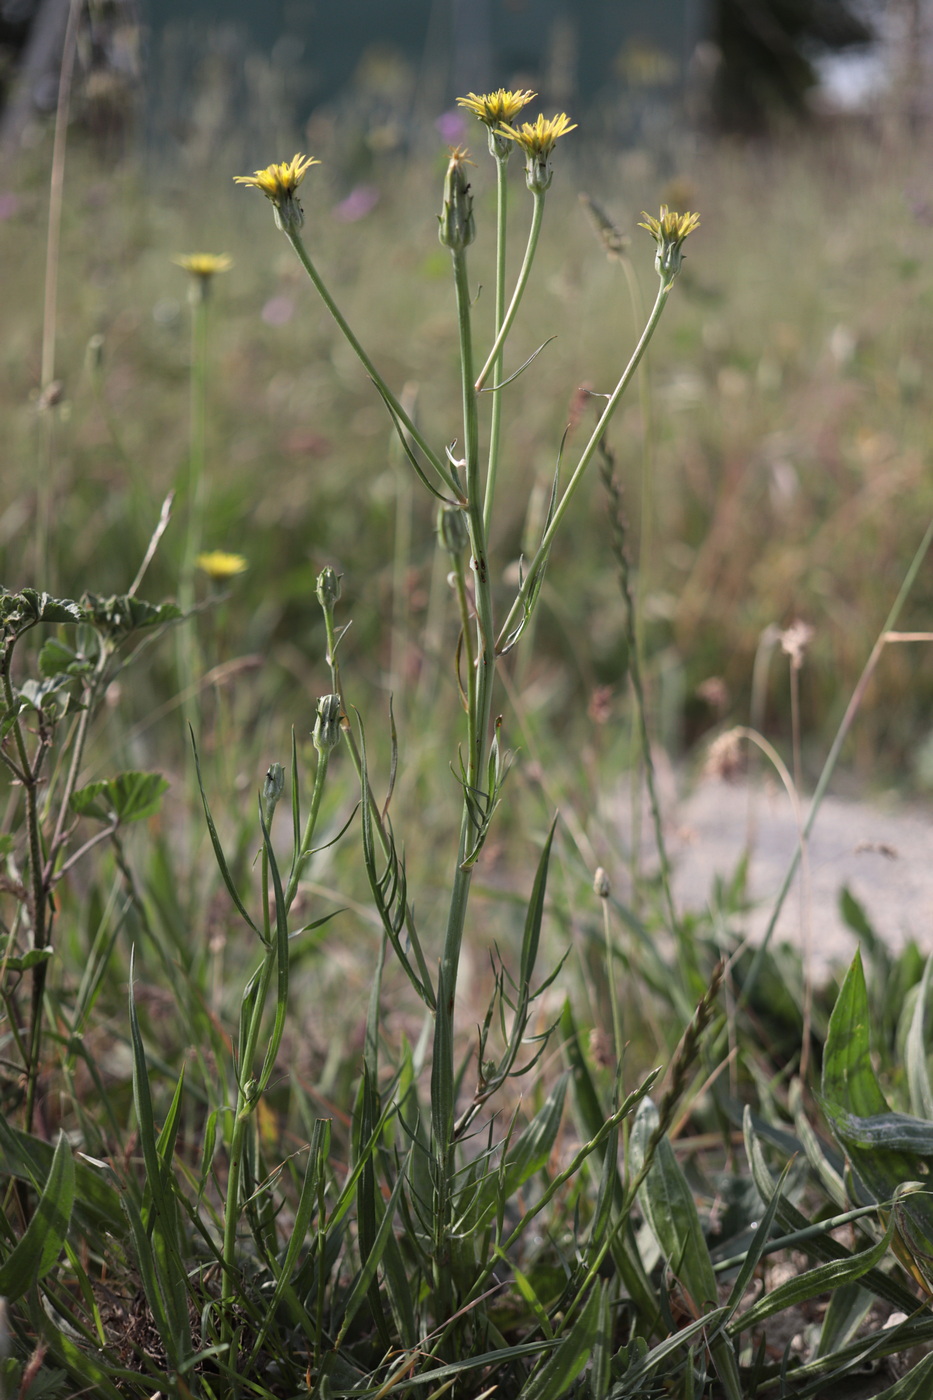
[196, 551, 248, 580]
[457, 88, 537, 126]
[638, 206, 701, 246]
[497, 112, 576, 157]
[172, 253, 233, 278]
[233, 153, 319, 206]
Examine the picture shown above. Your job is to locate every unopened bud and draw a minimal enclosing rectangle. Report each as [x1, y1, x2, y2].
[313, 693, 343, 753]
[438, 505, 470, 556]
[438, 147, 476, 251]
[593, 867, 611, 899]
[261, 762, 285, 823]
[316, 566, 341, 611]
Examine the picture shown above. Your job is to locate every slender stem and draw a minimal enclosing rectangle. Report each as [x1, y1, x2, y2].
[439, 245, 494, 1004]
[284, 227, 459, 498]
[222, 847, 275, 1337]
[452, 552, 477, 762]
[35, 0, 80, 585]
[497, 279, 671, 650]
[284, 749, 329, 912]
[474, 189, 545, 393]
[482, 152, 510, 536]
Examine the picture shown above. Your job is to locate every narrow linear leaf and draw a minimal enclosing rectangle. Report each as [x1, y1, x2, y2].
[520, 1283, 600, 1400]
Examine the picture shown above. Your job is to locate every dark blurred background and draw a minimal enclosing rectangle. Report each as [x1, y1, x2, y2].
[0, 0, 899, 158]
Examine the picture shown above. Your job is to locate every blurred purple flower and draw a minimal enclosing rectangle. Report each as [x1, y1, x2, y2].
[333, 184, 380, 222]
[435, 110, 466, 144]
[261, 296, 295, 325]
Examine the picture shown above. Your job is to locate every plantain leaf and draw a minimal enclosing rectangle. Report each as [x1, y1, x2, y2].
[822, 950, 933, 1290]
[906, 954, 933, 1121]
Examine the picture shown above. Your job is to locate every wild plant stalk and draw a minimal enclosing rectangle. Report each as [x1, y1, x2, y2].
[233, 132, 698, 1314]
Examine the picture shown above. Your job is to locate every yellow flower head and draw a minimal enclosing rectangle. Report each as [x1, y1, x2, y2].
[498, 112, 576, 158]
[638, 205, 700, 284]
[457, 89, 537, 127]
[234, 154, 319, 232]
[196, 551, 248, 581]
[497, 112, 576, 192]
[172, 253, 233, 279]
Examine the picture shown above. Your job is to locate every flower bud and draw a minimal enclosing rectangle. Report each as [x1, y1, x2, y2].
[261, 762, 285, 824]
[316, 566, 341, 611]
[437, 505, 470, 556]
[593, 867, 611, 899]
[313, 693, 343, 753]
[438, 147, 475, 251]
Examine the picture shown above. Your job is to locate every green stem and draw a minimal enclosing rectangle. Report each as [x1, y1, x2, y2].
[284, 748, 329, 912]
[284, 226, 460, 499]
[497, 279, 671, 650]
[452, 551, 477, 762]
[222, 847, 275, 1336]
[482, 151, 510, 535]
[177, 286, 210, 755]
[474, 188, 545, 392]
[439, 245, 494, 1004]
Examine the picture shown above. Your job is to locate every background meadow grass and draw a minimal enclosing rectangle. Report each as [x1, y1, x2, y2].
[6, 97, 933, 1396]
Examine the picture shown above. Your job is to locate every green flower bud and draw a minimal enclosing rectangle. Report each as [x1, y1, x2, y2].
[261, 762, 285, 824]
[437, 505, 470, 556]
[316, 566, 341, 611]
[313, 693, 343, 753]
[438, 146, 476, 251]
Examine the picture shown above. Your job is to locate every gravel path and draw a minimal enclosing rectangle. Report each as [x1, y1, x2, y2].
[658, 776, 933, 978]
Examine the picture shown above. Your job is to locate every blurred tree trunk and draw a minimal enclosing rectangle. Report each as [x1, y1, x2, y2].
[0, 0, 70, 152]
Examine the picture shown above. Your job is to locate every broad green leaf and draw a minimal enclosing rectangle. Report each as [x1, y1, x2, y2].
[83, 593, 181, 637]
[730, 1211, 896, 1332]
[632, 1098, 742, 1400]
[4, 946, 55, 973]
[744, 1109, 919, 1314]
[38, 637, 91, 678]
[0, 1116, 123, 1240]
[822, 950, 933, 1290]
[631, 1099, 718, 1311]
[17, 589, 84, 626]
[0, 1133, 75, 1301]
[71, 771, 169, 824]
[906, 954, 933, 1120]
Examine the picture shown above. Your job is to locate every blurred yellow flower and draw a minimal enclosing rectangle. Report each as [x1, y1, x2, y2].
[638, 206, 701, 246]
[497, 112, 576, 157]
[638, 206, 700, 283]
[196, 551, 248, 580]
[233, 153, 319, 207]
[172, 253, 233, 279]
[457, 89, 536, 126]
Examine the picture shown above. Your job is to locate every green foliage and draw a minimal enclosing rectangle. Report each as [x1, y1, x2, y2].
[3, 103, 933, 1400]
